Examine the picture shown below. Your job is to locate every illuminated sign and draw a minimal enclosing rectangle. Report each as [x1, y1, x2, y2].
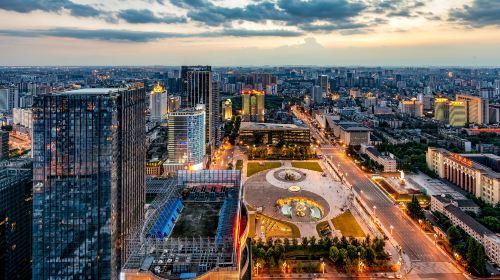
[450, 153, 473, 167]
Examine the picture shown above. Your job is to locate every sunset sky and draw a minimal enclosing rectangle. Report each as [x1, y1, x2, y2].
[0, 0, 499, 66]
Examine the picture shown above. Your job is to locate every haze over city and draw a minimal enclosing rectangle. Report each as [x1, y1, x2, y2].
[1, 0, 500, 66]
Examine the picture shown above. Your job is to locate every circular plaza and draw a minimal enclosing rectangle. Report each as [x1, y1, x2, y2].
[244, 162, 349, 237]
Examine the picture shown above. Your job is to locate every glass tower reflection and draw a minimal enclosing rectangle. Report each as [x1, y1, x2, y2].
[32, 86, 146, 279]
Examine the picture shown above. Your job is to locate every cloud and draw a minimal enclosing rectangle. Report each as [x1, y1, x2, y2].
[0, 0, 102, 18]
[0, 27, 304, 42]
[449, 0, 500, 27]
[117, 9, 187, 24]
[170, 0, 367, 28]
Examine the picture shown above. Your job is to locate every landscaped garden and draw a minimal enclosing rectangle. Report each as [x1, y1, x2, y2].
[252, 235, 393, 275]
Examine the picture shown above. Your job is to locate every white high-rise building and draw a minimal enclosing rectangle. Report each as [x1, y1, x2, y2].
[495, 80, 500, 98]
[312, 85, 323, 104]
[149, 82, 168, 124]
[0, 87, 19, 113]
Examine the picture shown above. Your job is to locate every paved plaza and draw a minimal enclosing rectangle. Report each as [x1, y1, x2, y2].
[244, 161, 354, 237]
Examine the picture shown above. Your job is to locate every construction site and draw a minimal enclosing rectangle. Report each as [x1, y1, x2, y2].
[120, 170, 250, 280]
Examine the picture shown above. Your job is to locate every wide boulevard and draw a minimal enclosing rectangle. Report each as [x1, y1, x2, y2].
[292, 107, 466, 280]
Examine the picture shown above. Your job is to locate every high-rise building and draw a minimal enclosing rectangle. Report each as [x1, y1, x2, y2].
[0, 131, 8, 160]
[241, 89, 265, 122]
[0, 87, 19, 113]
[456, 94, 489, 124]
[181, 66, 217, 155]
[212, 79, 220, 147]
[167, 96, 181, 113]
[400, 98, 423, 117]
[149, 82, 168, 124]
[312, 85, 323, 104]
[223, 99, 233, 120]
[495, 80, 500, 98]
[32, 85, 146, 279]
[449, 101, 467, 127]
[319, 75, 330, 96]
[0, 160, 32, 280]
[434, 98, 449, 122]
[165, 105, 206, 172]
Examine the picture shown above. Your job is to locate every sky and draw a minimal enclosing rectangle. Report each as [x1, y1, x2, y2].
[0, 0, 499, 66]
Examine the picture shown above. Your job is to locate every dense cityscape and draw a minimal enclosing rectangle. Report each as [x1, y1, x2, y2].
[1, 65, 499, 280]
[1, 0, 500, 279]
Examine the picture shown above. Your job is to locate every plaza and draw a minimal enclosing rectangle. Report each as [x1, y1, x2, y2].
[244, 160, 366, 238]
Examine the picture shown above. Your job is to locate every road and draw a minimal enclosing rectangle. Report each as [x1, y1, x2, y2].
[292, 107, 466, 279]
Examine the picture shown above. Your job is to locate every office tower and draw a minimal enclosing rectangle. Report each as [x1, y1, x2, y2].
[167, 96, 181, 113]
[223, 99, 233, 120]
[0, 131, 8, 160]
[181, 66, 217, 155]
[495, 80, 500, 98]
[165, 105, 206, 171]
[400, 98, 423, 117]
[241, 89, 265, 122]
[0, 160, 32, 279]
[312, 85, 323, 104]
[434, 98, 449, 122]
[212, 79, 220, 147]
[449, 101, 467, 127]
[417, 93, 432, 111]
[32, 85, 146, 279]
[319, 75, 329, 96]
[489, 104, 500, 124]
[0, 87, 19, 113]
[456, 94, 489, 124]
[149, 82, 168, 124]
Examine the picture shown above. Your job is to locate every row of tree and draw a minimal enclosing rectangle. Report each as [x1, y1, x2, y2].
[252, 235, 389, 273]
[248, 145, 313, 160]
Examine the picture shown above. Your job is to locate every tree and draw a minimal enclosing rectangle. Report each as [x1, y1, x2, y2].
[283, 238, 290, 251]
[338, 248, 348, 265]
[292, 237, 299, 248]
[346, 245, 358, 260]
[309, 236, 317, 248]
[406, 195, 425, 220]
[465, 237, 476, 267]
[301, 237, 309, 248]
[372, 238, 385, 255]
[474, 244, 487, 277]
[365, 247, 376, 264]
[447, 226, 462, 246]
[329, 246, 339, 262]
[296, 261, 303, 273]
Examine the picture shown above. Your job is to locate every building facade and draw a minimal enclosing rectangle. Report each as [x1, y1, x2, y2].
[239, 122, 310, 146]
[32, 85, 146, 279]
[433, 97, 449, 122]
[399, 98, 423, 117]
[166, 105, 206, 172]
[149, 82, 168, 124]
[181, 66, 217, 156]
[456, 94, 489, 125]
[426, 147, 500, 204]
[449, 101, 466, 127]
[223, 99, 233, 121]
[0, 160, 32, 279]
[0, 131, 8, 161]
[241, 89, 265, 122]
[360, 144, 397, 172]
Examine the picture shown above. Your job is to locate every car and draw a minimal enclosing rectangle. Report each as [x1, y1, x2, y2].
[322, 173, 327, 177]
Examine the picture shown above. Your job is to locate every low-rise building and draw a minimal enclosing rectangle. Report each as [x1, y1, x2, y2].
[360, 144, 397, 172]
[431, 195, 500, 266]
[239, 122, 310, 146]
[332, 121, 371, 146]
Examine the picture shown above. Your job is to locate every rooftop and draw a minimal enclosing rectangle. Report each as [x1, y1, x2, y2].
[60, 88, 120, 95]
[444, 204, 493, 236]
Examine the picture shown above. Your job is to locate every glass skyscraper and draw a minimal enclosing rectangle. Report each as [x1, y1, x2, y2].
[0, 160, 32, 280]
[32, 85, 146, 279]
[166, 105, 205, 171]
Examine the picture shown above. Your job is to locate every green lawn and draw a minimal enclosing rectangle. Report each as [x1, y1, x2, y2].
[247, 161, 282, 177]
[291, 161, 323, 172]
[331, 211, 365, 238]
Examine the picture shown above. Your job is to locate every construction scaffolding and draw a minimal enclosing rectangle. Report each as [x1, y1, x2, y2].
[122, 170, 244, 279]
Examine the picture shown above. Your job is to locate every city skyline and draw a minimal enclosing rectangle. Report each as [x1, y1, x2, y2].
[0, 0, 500, 66]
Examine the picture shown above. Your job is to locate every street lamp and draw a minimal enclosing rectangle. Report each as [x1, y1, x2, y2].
[373, 205, 377, 216]
[390, 225, 394, 235]
[433, 233, 438, 245]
